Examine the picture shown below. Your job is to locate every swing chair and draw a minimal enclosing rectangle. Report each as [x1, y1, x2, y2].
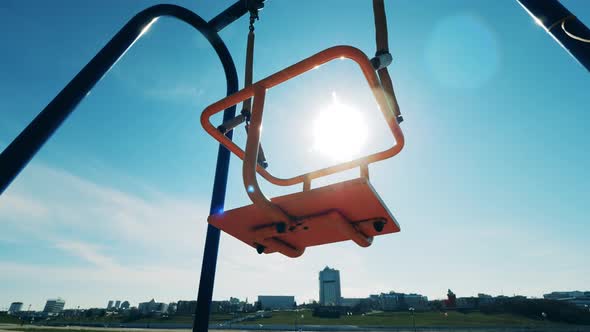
[200, 0, 405, 258]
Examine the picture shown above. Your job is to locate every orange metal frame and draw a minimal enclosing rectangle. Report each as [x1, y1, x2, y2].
[201, 45, 404, 222]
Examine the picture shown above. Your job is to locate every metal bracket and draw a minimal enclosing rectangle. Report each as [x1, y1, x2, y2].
[370, 50, 392, 70]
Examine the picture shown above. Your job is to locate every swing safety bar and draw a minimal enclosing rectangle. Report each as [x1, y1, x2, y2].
[201, 45, 405, 196]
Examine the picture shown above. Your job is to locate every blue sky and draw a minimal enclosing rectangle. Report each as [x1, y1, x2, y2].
[1, 0, 589, 310]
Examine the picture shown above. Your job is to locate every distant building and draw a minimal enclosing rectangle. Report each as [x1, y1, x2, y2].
[474, 293, 495, 306]
[243, 301, 255, 312]
[341, 298, 363, 307]
[138, 299, 168, 314]
[456, 297, 479, 309]
[176, 300, 197, 315]
[85, 308, 106, 317]
[544, 291, 590, 307]
[404, 293, 429, 310]
[257, 296, 295, 310]
[120, 301, 130, 310]
[544, 291, 586, 300]
[61, 309, 83, 318]
[211, 300, 230, 313]
[167, 302, 177, 314]
[43, 298, 66, 314]
[107, 300, 114, 309]
[319, 266, 341, 305]
[209, 298, 251, 313]
[370, 292, 403, 311]
[115, 300, 121, 309]
[8, 302, 23, 314]
[368, 292, 428, 311]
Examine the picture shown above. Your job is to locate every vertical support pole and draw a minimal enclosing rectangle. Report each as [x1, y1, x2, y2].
[193, 36, 239, 332]
[193, 106, 236, 332]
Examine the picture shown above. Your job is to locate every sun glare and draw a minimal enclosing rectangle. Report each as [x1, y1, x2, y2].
[140, 18, 159, 37]
[312, 93, 368, 162]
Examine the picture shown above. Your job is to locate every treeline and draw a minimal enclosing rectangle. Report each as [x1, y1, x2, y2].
[0, 313, 22, 324]
[481, 299, 590, 325]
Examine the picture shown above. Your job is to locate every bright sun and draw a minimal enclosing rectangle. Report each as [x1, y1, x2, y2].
[312, 94, 368, 162]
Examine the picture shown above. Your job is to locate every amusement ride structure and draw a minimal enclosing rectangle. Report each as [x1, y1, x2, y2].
[0, 1, 588, 332]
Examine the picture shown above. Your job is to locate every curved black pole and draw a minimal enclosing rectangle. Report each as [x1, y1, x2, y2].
[0, 4, 243, 332]
[0, 4, 238, 194]
[517, 0, 590, 71]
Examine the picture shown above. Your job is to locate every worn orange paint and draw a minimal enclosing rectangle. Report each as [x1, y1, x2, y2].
[208, 178, 400, 257]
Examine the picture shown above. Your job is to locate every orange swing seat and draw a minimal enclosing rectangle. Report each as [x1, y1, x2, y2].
[201, 46, 405, 258]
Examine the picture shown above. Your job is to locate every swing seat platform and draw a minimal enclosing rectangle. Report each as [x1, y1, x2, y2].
[202, 46, 405, 258]
[208, 177, 400, 257]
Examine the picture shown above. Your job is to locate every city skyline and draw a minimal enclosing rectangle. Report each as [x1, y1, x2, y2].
[4, 276, 587, 312]
[5, 291, 589, 328]
[6, 274, 583, 311]
[1, 0, 589, 311]
[6, 289, 590, 313]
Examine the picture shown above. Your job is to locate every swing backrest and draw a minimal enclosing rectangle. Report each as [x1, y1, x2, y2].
[201, 45, 405, 195]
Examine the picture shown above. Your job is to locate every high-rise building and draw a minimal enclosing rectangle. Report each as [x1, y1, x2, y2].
[319, 266, 341, 305]
[107, 300, 114, 309]
[43, 298, 66, 314]
[8, 302, 23, 314]
[114, 300, 121, 309]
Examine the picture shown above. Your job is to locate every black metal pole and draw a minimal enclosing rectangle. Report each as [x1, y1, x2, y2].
[0, 3, 248, 332]
[0, 4, 242, 195]
[208, 0, 248, 32]
[517, 0, 590, 71]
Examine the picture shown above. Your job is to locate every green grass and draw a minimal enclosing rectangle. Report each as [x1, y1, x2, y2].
[6, 329, 118, 332]
[241, 309, 562, 327]
[3, 310, 573, 329]
[129, 313, 233, 323]
[34, 313, 232, 325]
